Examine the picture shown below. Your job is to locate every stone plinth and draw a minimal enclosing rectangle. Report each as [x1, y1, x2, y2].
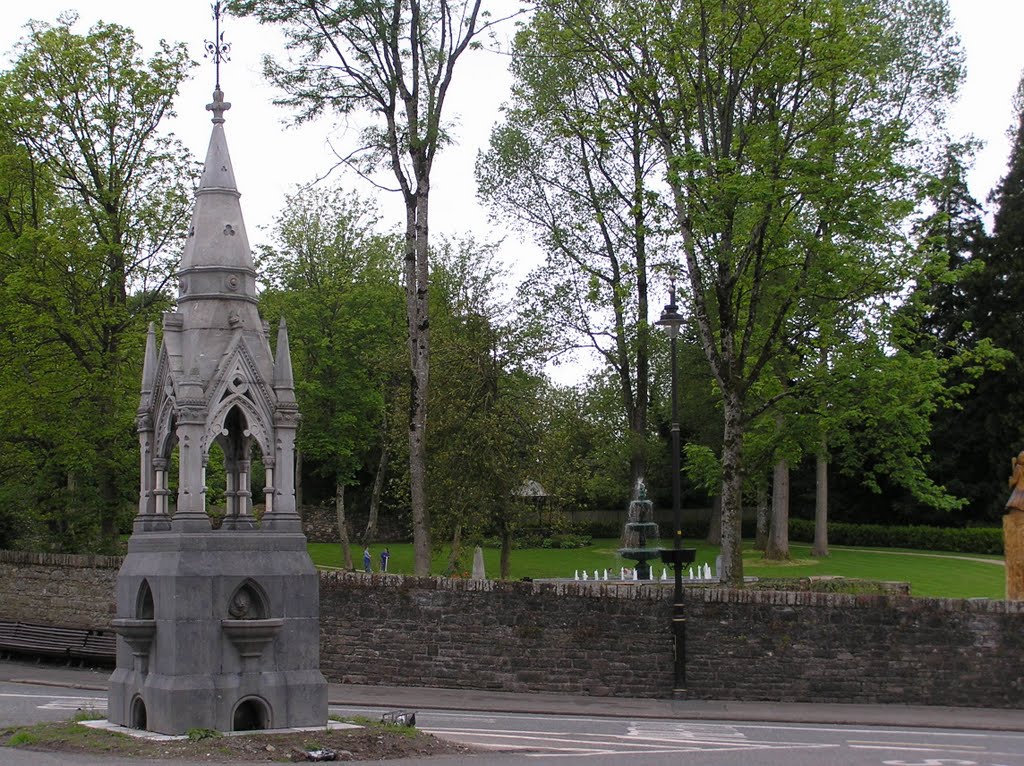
[108, 531, 326, 734]
[1005, 511, 1024, 600]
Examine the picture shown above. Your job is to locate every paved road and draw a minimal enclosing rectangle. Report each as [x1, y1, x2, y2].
[1, 660, 1022, 765]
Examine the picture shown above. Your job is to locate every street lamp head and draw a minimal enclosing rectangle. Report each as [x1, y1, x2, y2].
[656, 285, 684, 339]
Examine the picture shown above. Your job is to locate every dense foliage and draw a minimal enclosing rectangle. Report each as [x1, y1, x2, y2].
[0, 15, 194, 551]
[0, 4, 1022, 573]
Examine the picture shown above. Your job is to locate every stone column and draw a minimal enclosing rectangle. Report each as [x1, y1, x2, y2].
[265, 409, 300, 529]
[173, 406, 210, 532]
[1005, 511, 1024, 600]
[152, 458, 171, 523]
[135, 414, 155, 529]
[263, 463, 274, 517]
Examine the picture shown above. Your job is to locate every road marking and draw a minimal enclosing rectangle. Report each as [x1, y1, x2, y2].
[628, 721, 747, 740]
[425, 725, 840, 757]
[0, 692, 107, 712]
[39, 698, 107, 711]
[848, 740, 987, 750]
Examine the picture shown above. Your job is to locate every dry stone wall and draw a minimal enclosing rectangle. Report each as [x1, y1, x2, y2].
[1, 551, 1021, 708]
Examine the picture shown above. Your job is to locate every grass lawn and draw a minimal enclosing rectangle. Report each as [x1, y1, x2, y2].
[309, 539, 1006, 600]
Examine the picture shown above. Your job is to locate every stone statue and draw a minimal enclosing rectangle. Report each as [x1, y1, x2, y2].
[1007, 451, 1024, 512]
[1006, 452, 1024, 601]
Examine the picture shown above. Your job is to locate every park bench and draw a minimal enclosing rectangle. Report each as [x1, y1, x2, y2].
[70, 628, 116, 666]
[0, 620, 115, 666]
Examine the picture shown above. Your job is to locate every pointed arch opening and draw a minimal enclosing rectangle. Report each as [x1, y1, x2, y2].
[135, 580, 154, 620]
[213, 405, 266, 529]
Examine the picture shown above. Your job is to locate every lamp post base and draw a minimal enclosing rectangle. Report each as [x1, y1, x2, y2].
[660, 547, 696, 697]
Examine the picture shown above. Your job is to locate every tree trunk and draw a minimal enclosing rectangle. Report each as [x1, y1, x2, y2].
[812, 448, 829, 557]
[295, 448, 303, 515]
[363, 446, 388, 543]
[718, 392, 745, 585]
[500, 516, 512, 580]
[406, 187, 431, 576]
[755, 480, 769, 551]
[447, 523, 462, 576]
[764, 456, 791, 560]
[335, 481, 353, 571]
[705, 494, 722, 545]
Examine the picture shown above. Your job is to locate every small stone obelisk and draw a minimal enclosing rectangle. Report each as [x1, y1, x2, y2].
[471, 546, 486, 580]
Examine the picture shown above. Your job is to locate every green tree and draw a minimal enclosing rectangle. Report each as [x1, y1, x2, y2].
[909, 80, 1024, 521]
[0, 15, 194, 549]
[258, 187, 404, 568]
[477, 16, 670, 495]
[232, 0, 512, 575]
[528, 0, 963, 584]
[426, 237, 543, 578]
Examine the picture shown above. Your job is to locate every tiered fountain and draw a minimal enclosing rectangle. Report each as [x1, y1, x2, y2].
[618, 481, 661, 580]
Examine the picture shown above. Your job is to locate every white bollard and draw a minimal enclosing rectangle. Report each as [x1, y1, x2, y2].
[574, 570, 579, 581]
[632, 568, 638, 581]
[582, 570, 588, 580]
[688, 567, 694, 579]
[594, 570, 599, 581]
[603, 569, 608, 581]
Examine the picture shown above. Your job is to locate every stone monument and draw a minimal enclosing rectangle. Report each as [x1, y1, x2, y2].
[107, 8, 327, 733]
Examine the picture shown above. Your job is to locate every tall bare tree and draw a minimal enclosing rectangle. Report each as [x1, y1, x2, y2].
[234, 0, 513, 573]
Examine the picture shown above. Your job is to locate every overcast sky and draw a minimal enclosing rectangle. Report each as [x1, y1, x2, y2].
[1, 1, 1021, 334]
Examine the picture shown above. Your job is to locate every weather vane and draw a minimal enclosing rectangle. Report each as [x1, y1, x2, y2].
[204, 2, 232, 90]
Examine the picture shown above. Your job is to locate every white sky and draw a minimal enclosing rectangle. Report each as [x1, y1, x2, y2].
[2, 1, 1020, 247]
[0, 1, 1022, 381]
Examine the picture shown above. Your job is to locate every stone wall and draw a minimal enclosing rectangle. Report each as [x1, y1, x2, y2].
[1, 551, 1022, 708]
[318, 572, 1024, 708]
[0, 551, 118, 628]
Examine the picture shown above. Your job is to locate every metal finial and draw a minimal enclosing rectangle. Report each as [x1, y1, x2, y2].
[204, 2, 232, 91]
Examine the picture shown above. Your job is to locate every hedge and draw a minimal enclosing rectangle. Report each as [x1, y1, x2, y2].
[576, 518, 1003, 555]
[788, 518, 1004, 555]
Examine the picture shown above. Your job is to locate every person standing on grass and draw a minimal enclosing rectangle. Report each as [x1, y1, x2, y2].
[363, 546, 371, 573]
[380, 547, 390, 572]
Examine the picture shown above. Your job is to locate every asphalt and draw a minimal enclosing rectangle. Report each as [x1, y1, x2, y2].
[1, 658, 1022, 733]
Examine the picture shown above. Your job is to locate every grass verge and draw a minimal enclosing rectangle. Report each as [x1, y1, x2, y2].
[311, 539, 1006, 599]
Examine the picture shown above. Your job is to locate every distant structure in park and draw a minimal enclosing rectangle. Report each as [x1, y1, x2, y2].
[107, 70, 327, 734]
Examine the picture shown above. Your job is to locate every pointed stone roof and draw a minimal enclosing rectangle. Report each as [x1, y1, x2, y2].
[177, 88, 257, 305]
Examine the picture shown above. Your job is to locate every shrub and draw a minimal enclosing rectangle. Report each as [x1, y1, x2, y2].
[541, 534, 592, 549]
[580, 521, 622, 539]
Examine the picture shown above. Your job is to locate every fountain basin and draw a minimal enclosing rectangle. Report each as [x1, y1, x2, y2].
[111, 618, 157, 654]
[222, 618, 283, 659]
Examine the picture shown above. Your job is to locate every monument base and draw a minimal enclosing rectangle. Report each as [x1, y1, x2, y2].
[108, 530, 327, 735]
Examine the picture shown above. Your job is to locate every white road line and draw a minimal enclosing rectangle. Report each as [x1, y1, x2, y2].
[735, 723, 1024, 739]
[424, 727, 840, 754]
[0, 693, 104, 701]
[39, 700, 107, 711]
[847, 740, 987, 750]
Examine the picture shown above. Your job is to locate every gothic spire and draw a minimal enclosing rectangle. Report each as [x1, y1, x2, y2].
[140, 322, 158, 399]
[177, 0, 257, 305]
[274, 317, 296, 395]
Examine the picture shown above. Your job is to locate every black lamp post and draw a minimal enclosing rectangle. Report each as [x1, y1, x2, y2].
[656, 282, 697, 700]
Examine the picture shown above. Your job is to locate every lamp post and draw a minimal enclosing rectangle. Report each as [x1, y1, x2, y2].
[657, 283, 696, 700]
